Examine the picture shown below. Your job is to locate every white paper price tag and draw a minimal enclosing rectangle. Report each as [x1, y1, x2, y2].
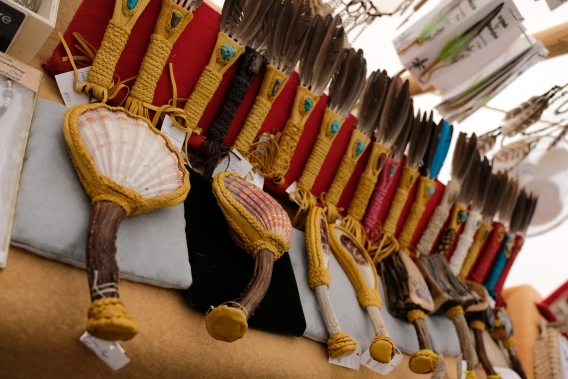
[245, 170, 265, 190]
[329, 339, 361, 370]
[460, 359, 467, 379]
[213, 149, 253, 179]
[493, 366, 522, 379]
[55, 66, 91, 107]
[360, 349, 402, 375]
[80, 332, 130, 371]
[160, 115, 186, 152]
[285, 181, 298, 195]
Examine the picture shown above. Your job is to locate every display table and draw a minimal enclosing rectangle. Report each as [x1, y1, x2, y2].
[0, 0, 539, 377]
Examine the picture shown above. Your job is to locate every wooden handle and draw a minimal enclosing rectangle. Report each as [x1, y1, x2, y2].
[449, 313, 476, 372]
[508, 345, 528, 379]
[473, 327, 497, 377]
[234, 249, 274, 318]
[411, 317, 433, 350]
[87, 201, 125, 300]
[315, 285, 342, 337]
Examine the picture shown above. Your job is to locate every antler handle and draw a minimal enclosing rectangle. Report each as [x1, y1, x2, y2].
[471, 322, 498, 377]
[407, 309, 439, 375]
[446, 306, 477, 377]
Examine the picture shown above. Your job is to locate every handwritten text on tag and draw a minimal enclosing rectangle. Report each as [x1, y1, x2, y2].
[160, 115, 186, 152]
[213, 149, 253, 179]
[80, 332, 130, 371]
[55, 67, 91, 108]
[329, 339, 361, 370]
[360, 349, 402, 375]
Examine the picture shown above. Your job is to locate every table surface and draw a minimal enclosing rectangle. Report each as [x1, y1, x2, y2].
[0, 0, 530, 377]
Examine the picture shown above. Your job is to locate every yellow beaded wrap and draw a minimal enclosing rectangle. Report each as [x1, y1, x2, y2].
[445, 305, 465, 319]
[465, 370, 477, 379]
[183, 32, 245, 131]
[398, 176, 437, 251]
[87, 297, 139, 342]
[409, 349, 438, 374]
[233, 65, 289, 152]
[374, 166, 420, 260]
[407, 309, 427, 322]
[470, 320, 486, 331]
[343, 142, 390, 245]
[328, 332, 357, 359]
[62, 103, 191, 216]
[290, 108, 345, 229]
[79, 0, 152, 102]
[321, 129, 370, 224]
[487, 375, 502, 379]
[125, 0, 194, 116]
[458, 221, 493, 280]
[503, 336, 516, 349]
[436, 202, 468, 255]
[328, 224, 382, 308]
[269, 85, 320, 186]
[305, 207, 331, 289]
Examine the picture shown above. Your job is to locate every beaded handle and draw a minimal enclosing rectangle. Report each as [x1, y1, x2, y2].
[484, 233, 515, 296]
[449, 209, 483, 275]
[125, 0, 194, 116]
[467, 222, 506, 283]
[415, 178, 460, 257]
[233, 64, 289, 153]
[398, 176, 437, 250]
[458, 221, 493, 280]
[492, 235, 524, 296]
[383, 166, 420, 236]
[183, 32, 245, 131]
[269, 85, 320, 186]
[435, 202, 468, 256]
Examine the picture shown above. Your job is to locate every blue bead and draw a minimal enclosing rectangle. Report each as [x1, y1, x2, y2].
[355, 141, 365, 156]
[220, 44, 237, 61]
[330, 120, 340, 134]
[427, 186, 434, 196]
[127, 0, 138, 10]
[304, 97, 313, 112]
[459, 211, 468, 223]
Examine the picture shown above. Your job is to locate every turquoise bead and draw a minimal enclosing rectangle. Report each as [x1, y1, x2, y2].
[304, 98, 313, 113]
[355, 141, 365, 156]
[220, 44, 237, 61]
[330, 120, 340, 134]
[127, 0, 138, 10]
[459, 211, 468, 223]
[427, 186, 434, 196]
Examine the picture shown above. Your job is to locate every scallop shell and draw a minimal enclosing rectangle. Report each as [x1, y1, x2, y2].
[222, 175, 292, 247]
[76, 107, 184, 199]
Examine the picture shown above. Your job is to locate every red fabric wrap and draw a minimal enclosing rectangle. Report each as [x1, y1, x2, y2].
[467, 221, 506, 284]
[44, 0, 445, 218]
[492, 234, 524, 297]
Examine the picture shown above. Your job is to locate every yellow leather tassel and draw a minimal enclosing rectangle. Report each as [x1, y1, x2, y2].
[321, 129, 370, 224]
[470, 320, 486, 331]
[269, 85, 320, 186]
[233, 65, 289, 153]
[125, 0, 194, 117]
[290, 108, 345, 229]
[458, 221, 493, 280]
[183, 32, 245, 130]
[398, 176, 437, 251]
[79, 0, 152, 102]
[436, 202, 468, 255]
[87, 297, 139, 342]
[343, 142, 390, 246]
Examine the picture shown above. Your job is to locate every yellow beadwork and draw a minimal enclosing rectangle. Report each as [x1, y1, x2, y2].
[370, 335, 396, 363]
[503, 336, 516, 349]
[305, 207, 332, 289]
[487, 375, 502, 379]
[62, 103, 190, 216]
[465, 370, 477, 379]
[398, 176, 437, 250]
[445, 305, 465, 319]
[233, 65, 289, 153]
[438, 202, 469, 254]
[407, 309, 427, 322]
[183, 32, 245, 130]
[212, 172, 290, 260]
[328, 331, 357, 359]
[459, 221, 493, 280]
[328, 224, 382, 309]
[470, 320, 486, 331]
[269, 85, 320, 186]
[409, 349, 438, 374]
[87, 297, 139, 341]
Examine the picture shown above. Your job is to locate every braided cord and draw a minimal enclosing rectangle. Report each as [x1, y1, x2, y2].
[449, 209, 483, 275]
[398, 176, 437, 250]
[383, 166, 420, 235]
[484, 233, 514, 296]
[209, 75, 250, 142]
[305, 207, 331, 289]
[492, 235, 524, 296]
[458, 221, 493, 280]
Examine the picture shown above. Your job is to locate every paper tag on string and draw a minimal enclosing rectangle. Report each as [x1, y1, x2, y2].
[80, 332, 130, 371]
[55, 66, 91, 107]
[245, 169, 265, 190]
[285, 181, 298, 195]
[459, 358, 467, 379]
[493, 367, 522, 379]
[546, 0, 567, 11]
[160, 115, 186, 152]
[360, 348, 402, 375]
[213, 149, 253, 179]
[329, 338, 361, 369]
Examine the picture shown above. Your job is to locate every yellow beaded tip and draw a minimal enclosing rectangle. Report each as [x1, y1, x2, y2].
[205, 305, 248, 342]
[503, 336, 516, 349]
[465, 370, 477, 379]
[369, 335, 396, 363]
[87, 297, 139, 342]
[409, 349, 438, 374]
[487, 375, 502, 379]
[327, 331, 357, 359]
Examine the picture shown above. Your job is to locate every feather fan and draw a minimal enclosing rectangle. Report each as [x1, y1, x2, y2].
[376, 78, 411, 147]
[329, 48, 367, 117]
[497, 177, 519, 226]
[471, 157, 492, 212]
[481, 171, 508, 223]
[457, 149, 481, 205]
[391, 102, 415, 160]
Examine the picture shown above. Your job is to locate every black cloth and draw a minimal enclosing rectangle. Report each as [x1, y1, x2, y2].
[184, 168, 306, 336]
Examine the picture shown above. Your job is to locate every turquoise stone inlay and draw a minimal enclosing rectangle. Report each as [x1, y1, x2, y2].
[459, 211, 468, 223]
[304, 97, 313, 113]
[355, 141, 365, 156]
[330, 120, 340, 134]
[427, 186, 434, 196]
[220, 44, 237, 61]
[127, 0, 138, 10]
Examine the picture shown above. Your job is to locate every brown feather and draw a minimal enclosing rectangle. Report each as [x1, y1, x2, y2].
[501, 95, 549, 138]
[220, 0, 239, 33]
[492, 139, 533, 172]
[384, 80, 411, 148]
[421, 112, 440, 177]
[547, 125, 568, 151]
[328, 48, 367, 117]
[521, 194, 538, 233]
[407, 110, 428, 169]
[482, 171, 508, 222]
[454, 133, 477, 184]
[238, 0, 276, 49]
[457, 149, 480, 204]
[497, 176, 519, 225]
[509, 189, 528, 234]
[355, 68, 394, 137]
[391, 103, 414, 160]
[472, 156, 491, 211]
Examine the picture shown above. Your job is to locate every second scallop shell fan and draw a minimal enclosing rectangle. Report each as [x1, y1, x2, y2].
[63, 104, 190, 341]
[207, 172, 292, 342]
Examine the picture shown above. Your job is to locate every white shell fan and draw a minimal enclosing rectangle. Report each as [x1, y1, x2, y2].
[510, 136, 568, 236]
